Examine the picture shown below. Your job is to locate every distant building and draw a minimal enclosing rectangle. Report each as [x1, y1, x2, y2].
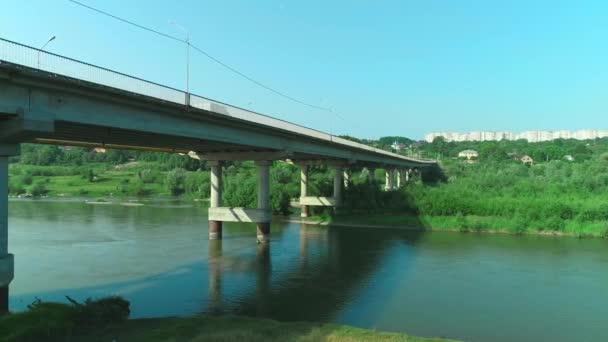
[458, 150, 479, 162]
[391, 141, 407, 151]
[520, 155, 534, 165]
[425, 129, 608, 143]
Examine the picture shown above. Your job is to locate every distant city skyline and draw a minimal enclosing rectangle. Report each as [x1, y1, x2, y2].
[425, 129, 608, 143]
[3, 1, 608, 139]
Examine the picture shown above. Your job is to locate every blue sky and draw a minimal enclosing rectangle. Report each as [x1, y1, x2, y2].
[2, 0, 607, 139]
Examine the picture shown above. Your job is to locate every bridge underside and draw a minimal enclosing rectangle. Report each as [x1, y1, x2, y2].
[0, 61, 434, 313]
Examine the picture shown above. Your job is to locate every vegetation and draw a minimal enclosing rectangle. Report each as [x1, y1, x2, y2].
[0, 297, 451, 342]
[9, 137, 608, 238]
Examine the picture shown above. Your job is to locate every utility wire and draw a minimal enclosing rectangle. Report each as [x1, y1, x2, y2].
[67, 0, 182, 43]
[67, 0, 333, 112]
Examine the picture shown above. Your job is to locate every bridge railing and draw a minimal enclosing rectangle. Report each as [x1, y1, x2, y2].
[0, 37, 434, 164]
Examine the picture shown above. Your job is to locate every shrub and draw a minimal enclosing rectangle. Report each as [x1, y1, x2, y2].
[270, 186, 291, 215]
[165, 168, 187, 196]
[129, 181, 149, 196]
[137, 168, 159, 184]
[28, 181, 47, 197]
[512, 214, 528, 235]
[543, 217, 565, 231]
[8, 178, 25, 195]
[21, 173, 33, 185]
[184, 171, 210, 199]
[0, 296, 130, 342]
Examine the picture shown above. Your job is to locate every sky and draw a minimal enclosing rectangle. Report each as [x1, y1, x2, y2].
[2, 0, 608, 140]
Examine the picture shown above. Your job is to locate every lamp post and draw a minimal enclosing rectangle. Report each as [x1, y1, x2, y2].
[169, 21, 190, 106]
[37, 36, 56, 69]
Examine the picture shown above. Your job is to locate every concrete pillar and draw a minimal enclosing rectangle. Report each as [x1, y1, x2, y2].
[368, 168, 376, 183]
[396, 169, 402, 188]
[256, 161, 271, 243]
[343, 169, 351, 189]
[405, 169, 410, 183]
[0, 144, 18, 314]
[385, 169, 395, 190]
[333, 166, 343, 207]
[208, 161, 223, 240]
[385, 169, 390, 191]
[299, 164, 308, 218]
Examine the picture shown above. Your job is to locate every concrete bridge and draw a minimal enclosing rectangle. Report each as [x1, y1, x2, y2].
[0, 38, 435, 312]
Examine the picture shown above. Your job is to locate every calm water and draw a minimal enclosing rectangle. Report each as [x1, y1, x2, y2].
[7, 199, 608, 342]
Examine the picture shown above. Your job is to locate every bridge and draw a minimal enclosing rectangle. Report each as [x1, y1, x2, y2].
[0, 37, 435, 312]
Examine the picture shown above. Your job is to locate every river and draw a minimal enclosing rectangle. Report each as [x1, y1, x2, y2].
[7, 199, 608, 342]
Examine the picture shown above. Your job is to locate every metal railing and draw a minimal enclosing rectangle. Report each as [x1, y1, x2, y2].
[0, 37, 435, 164]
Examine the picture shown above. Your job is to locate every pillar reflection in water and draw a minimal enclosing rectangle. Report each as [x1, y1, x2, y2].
[207, 240, 223, 315]
[255, 243, 271, 315]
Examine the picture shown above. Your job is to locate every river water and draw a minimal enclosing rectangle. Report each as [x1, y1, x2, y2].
[7, 199, 608, 342]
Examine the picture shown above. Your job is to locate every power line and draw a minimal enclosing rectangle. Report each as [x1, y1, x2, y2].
[67, 0, 182, 43]
[67, 0, 332, 112]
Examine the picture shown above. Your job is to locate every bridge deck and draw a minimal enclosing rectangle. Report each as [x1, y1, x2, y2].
[0, 37, 435, 168]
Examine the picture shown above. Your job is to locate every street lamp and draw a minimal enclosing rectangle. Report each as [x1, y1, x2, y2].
[38, 35, 56, 69]
[169, 20, 190, 105]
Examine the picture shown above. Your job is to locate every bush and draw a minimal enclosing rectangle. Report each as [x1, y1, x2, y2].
[165, 168, 187, 196]
[512, 214, 528, 235]
[28, 181, 48, 197]
[270, 186, 291, 215]
[0, 296, 130, 342]
[137, 168, 159, 184]
[184, 171, 210, 199]
[8, 177, 25, 195]
[129, 181, 149, 196]
[21, 173, 33, 185]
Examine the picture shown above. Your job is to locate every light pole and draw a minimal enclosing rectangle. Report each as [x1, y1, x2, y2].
[37, 36, 56, 69]
[169, 21, 190, 105]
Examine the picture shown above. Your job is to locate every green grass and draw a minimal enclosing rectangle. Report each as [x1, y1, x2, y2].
[82, 316, 453, 342]
[1, 300, 453, 342]
[307, 213, 608, 239]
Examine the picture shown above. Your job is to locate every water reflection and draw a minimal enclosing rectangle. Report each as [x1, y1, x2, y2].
[7, 200, 608, 342]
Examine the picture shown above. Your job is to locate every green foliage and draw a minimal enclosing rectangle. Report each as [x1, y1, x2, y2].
[86, 169, 95, 182]
[223, 170, 257, 208]
[165, 168, 187, 196]
[0, 296, 130, 342]
[28, 181, 48, 197]
[137, 169, 160, 184]
[184, 171, 210, 199]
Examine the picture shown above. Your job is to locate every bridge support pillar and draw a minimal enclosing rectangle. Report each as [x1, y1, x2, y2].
[385, 169, 396, 190]
[208, 161, 223, 240]
[343, 169, 351, 189]
[256, 161, 271, 243]
[299, 164, 308, 218]
[0, 144, 19, 314]
[368, 168, 376, 183]
[333, 166, 343, 209]
[405, 169, 410, 183]
[398, 169, 406, 188]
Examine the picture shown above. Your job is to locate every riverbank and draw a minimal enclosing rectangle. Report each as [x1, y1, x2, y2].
[298, 213, 608, 239]
[1, 299, 452, 342]
[85, 316, 452, 342]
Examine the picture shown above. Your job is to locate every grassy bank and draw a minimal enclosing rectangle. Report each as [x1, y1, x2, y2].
[0, 298, 452, 342]
[305, 213, 608, 239]
[86, 316, 451, 342]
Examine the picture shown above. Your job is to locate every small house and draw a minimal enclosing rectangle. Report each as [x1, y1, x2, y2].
[458, 150, 479, 162]
[520, 155, 534, 165]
